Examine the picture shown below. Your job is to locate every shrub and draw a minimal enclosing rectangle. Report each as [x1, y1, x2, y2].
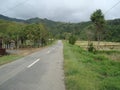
[88, 43, 96, 53]
[69, 35, 77, 45]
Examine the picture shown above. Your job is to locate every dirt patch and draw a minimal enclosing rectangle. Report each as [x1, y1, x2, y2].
[7, 47, 46, 56]
[19, 48, 43, 56]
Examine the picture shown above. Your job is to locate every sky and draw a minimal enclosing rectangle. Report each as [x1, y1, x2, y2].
[0, 0, 120, 22]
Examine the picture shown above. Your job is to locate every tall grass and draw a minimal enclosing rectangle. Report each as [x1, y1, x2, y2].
[64, 42, 120, 90]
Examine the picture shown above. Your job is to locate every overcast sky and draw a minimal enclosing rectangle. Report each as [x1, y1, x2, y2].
[0, 0, 120, 22]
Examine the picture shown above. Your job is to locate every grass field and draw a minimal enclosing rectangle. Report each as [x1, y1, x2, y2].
[0, 55, 22, 66]
[64, 41, 120, 90]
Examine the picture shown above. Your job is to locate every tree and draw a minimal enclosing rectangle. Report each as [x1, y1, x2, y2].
[90, 9, 105, 49]
[69, 35, 77, 45]
[7, 22, 22, 49]
[24, 23, 49, 47]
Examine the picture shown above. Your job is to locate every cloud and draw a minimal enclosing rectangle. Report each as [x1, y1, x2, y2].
[0, 0, 120, 22]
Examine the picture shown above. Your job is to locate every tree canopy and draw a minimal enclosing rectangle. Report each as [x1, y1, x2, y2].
[90, 9, 106, 48]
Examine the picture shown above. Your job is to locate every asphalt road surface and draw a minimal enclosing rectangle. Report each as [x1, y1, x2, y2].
[0, 40, 65, 90]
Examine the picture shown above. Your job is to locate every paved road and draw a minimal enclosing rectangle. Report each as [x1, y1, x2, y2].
[0, 40, 65, 90]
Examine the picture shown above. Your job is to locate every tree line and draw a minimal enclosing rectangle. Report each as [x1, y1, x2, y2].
[0, 20, 53, 49]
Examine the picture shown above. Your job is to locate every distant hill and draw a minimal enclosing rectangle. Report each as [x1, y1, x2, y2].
[0, 14, 58, 25]
[0, 14, 59, 27]
[26, 17, 56, 24]
[0, 14, 25, 22]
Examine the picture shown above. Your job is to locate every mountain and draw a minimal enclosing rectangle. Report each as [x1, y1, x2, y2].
[0, 14, 25, 22]
[26, 17, 55, 24]
[0, 14, 58, 25]
[0, 14, 58, 27]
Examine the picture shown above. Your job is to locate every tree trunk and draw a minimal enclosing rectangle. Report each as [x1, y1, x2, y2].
[0, 39, 2, 48]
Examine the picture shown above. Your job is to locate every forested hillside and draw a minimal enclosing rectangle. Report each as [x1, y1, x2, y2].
[0, 14, 120, 42]
[105, 19, 120, 42]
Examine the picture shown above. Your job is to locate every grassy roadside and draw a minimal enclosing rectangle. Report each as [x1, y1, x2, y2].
[63, 41, 120, 90]
[0, 55, 22, 66]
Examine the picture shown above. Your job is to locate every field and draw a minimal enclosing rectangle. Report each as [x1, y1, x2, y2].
[76, 41, 120, 51]
[76, 41, 120, 62]
[64, 41, 120, 90]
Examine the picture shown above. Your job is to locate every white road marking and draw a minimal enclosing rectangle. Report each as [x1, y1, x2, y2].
[27, 59, 40, 68]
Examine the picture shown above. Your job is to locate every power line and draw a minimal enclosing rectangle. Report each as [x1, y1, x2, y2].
[105, 0, 120, 14]
[0, 0, 30, 14]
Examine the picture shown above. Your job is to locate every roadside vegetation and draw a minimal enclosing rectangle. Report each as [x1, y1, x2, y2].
[0, 55, 22, 66]
[97, 50, 120, 62]
[64, 9, 120, 90]
[64, 41, 120, 90]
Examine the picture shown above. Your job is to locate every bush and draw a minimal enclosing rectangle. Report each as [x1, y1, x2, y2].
[69, 35, 77, 45]
[88, 43, 96, 53]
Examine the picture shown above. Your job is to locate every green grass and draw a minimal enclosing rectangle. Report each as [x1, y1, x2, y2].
[63, 41, 120, 90]
[97, 50, 120, 62]
[0, 55, 22, 66]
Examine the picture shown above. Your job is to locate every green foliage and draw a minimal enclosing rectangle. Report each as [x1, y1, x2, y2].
[104, 19, 120, 42]
[69, 35, 77, 45]
[90, 9, 105, 28]
[88, 43, 96, 53]
[90, 9, 105, 42]
[0, 19, 51, 49]
[63, 42, 120, 90]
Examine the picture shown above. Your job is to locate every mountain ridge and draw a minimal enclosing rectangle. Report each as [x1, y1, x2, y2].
[0, 14, 25, 22]
[0, 14, 59, 24]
